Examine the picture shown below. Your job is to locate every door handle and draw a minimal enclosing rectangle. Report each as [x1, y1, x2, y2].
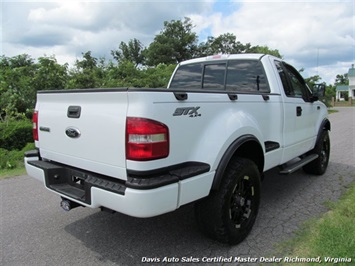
[67, 106, 81, 118]
[296, 106, 302, 116]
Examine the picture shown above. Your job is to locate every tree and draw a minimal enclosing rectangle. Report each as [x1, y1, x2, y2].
[246, 45, 282, 58]
[76, 51, 97, 70]
[0, 17, 286, 114]
[145, 17, 198, 66]
[33, 55, 68, 90]
[67, 51, 102, 89]
[302, 72, 335, 107]
[105, 60, 142, 87]
[7, 54, 34, 68]
[140, 63, 176, 88]
[196, 33, 282, 58]
[0, 54, 37, 120]
[111, 38, 145, 67]
[197, 33, 251, 56]
[304, 74, 322, 89]
[325, 85, 336, 107]
[335, 73, 348, 85]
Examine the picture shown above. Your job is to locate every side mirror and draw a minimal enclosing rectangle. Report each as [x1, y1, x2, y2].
[313, 84, 326, 97]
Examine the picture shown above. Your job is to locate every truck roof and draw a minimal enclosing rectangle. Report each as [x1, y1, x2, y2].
[178, 53, 277, 66]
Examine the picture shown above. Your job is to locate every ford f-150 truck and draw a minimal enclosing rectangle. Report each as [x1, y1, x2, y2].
[25, 54, 330, 244]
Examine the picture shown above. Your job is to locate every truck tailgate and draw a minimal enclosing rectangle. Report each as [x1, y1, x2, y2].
[36, 90, 128, 180]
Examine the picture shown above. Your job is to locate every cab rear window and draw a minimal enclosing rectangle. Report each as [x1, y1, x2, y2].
[169, 59, 270, 93]
[169, 63, 202, 89]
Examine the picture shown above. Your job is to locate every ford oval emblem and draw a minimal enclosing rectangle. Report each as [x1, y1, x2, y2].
[65, 127, 81, 138]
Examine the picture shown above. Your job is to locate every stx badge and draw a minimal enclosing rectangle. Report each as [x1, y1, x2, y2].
[173, 107, 201, 117]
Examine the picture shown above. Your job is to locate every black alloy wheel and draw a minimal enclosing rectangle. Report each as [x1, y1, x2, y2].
[195, 157, 261, 245]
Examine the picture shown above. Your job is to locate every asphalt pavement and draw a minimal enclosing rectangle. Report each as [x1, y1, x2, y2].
[1, 107, 354, 266]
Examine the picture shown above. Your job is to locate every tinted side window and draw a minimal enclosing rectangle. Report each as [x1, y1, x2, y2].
[275, 60, 310, 99]
[169, 63, 202, 89]
[226, 60, 270, 92]
[285, 69, 304, 97]
[284, 65, 309, 99]
[203, 63, 226, 89]
[274, 60, 292, 95]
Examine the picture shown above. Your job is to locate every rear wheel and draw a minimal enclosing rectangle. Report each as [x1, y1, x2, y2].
[195, 157, 261, 245]
[303, 130, 330, 175]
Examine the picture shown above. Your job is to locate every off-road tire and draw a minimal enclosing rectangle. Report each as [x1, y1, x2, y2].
[303, 130, 330, 175]
[195, 157, 261, 245]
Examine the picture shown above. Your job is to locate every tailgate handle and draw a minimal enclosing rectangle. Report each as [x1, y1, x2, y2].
[67, 106, 81, 118]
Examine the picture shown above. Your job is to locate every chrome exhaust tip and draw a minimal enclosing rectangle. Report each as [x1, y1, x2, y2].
[60, 198, 81, 211]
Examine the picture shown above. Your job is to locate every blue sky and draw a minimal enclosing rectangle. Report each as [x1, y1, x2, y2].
[1, 0, 354, 84]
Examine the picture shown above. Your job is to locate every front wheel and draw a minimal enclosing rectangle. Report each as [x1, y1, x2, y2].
[195, 157, 261, 245]
[303, 130, 330, 175]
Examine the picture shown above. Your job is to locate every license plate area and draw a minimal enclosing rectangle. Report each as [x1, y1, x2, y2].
[47, 168, 89, 203]
[28, 160, 126, 205]
[69, 172, 86, 190]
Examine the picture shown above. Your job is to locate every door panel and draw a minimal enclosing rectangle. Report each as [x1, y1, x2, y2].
[274, 61, 318, 162]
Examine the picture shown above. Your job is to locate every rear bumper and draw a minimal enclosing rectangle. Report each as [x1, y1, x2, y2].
[24, 150, 213, 218]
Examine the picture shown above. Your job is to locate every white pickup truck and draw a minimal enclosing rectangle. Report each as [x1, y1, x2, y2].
[25, 54, 330, 244]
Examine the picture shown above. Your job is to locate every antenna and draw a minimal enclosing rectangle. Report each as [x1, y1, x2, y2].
[316, 47, 319, 75]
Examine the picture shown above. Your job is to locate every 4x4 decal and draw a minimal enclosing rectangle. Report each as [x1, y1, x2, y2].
[173, 107, 201, 117]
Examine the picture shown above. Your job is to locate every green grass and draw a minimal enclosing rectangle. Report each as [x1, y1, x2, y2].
[0, 142, 34, 179]
[0, 165, 26, 179]
[328, 109, 339, 114]
[276, 182, 355, 265]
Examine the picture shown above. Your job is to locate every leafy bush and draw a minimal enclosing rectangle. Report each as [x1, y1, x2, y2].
[0, 142, 35, 169]
[0, 120, 33, 150]
[343, 93, 349, 102]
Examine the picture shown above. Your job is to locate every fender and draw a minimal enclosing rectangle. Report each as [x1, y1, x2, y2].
[211, 135, 264, 191]
[316, 118, 331, 143]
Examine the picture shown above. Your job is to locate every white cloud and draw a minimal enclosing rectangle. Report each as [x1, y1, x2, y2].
[2, 1, 212, 65]
[193, 1, 353, 57]
[189, 0, 354, 83]
[1, 0, 354, 84]
[27, 3, 100, 30]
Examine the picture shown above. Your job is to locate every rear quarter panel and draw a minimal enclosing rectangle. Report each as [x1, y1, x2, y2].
[126, 90, 283, 172]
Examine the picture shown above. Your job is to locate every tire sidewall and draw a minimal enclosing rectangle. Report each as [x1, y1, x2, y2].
[318, 130, 330, 173]
[220, 158, 261, 244]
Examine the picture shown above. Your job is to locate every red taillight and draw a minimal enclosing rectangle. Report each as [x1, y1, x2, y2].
[126, 117, 169, 161]
[32, 111, 39, 141]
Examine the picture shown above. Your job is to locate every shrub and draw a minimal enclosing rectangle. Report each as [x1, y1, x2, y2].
[0, 142, 35, 169]
[0, 148, 12, 169]
[0, 120, 33, 150]
[343, 93, 349, 102]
